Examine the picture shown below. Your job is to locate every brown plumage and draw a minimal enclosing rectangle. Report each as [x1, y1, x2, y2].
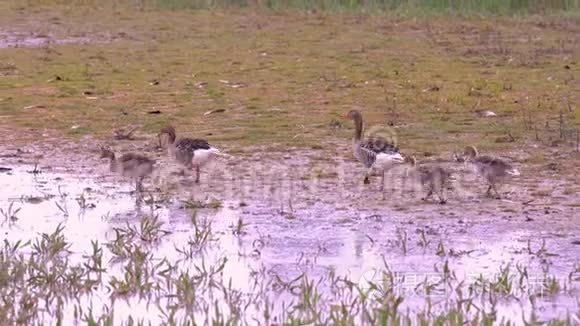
[158, 125, 222, 183]
[345, 109, 400, 153]
[458, 145, 520, 199]
[405, 155, 453, 204]
[100, 147, 155, 192]
[345, 109, 404, 189]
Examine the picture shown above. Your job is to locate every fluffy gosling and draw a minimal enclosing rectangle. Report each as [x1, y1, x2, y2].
[458, 145, 520, 199]
[100, 147, 155, 192]
[404, 155, 453, 204]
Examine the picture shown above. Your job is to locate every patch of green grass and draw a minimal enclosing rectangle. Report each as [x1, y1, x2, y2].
[182, 198, 223, 209]
[0, 4, 578, 155]
[14, 0, 580, 15]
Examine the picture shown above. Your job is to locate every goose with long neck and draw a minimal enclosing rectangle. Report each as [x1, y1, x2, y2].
[99, 146, 155, 192]
[345, 109, 404, 189]
[158, 125, 226, 184]
[404, 155, 453, 204]
[458, 145, 520, 199]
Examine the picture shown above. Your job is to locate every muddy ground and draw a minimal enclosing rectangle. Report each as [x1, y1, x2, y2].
[1, 131, 578, 322]
[0, 4, 579, 323]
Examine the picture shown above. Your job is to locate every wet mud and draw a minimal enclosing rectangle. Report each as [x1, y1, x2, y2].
[1, 136, 578, 322]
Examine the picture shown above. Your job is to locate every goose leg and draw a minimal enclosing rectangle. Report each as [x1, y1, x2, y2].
[422, 189, 433, 202]
[437, 189, 446, 204]
[486, 184, 493, 197]
[195, 166, 201, 184]
[492, 183, 501, 199]
[181, 162, 192, 177]
[437, 181, 447, 204]
[363, 168, 372, 185]
[380, 170, 385, 191]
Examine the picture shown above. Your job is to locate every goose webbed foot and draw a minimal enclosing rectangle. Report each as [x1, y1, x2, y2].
[422, 189, 433, 202]
[363, 176, 370, 184]
[486, 184, 501, 199]
[437, 191, 447, 204]
[485, 185, 493, 197]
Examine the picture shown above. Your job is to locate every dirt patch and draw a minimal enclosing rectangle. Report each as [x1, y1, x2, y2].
[0, 31, 110, 49]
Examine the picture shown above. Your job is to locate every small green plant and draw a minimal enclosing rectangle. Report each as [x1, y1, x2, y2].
[31, 223, 71, 260]
[1, 201, 21, 223]
[76, 191, 95, 210]
[417, 229, 431, 248]
[55, 185, 69, 217]
[176, 211, 215, 259]
[490, 265, 514, 295]
[182, 198, 223, 209]
[396, 227, 408, 254]
[436, 240, 446, 257]
[231, 216, 248, 236]
[542, 275, 561, 296]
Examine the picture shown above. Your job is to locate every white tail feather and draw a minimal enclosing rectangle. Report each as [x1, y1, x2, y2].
[210, 147, 233, 158]
[506, 168, 520, 176]
[375, 152, 405, 169]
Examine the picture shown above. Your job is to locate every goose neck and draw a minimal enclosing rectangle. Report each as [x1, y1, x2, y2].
[352, 115, 363, 142]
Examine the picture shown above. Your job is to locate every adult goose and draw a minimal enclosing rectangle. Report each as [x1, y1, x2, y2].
[100, 146, 155, 192]
[458, 145, 520, 199]
[158, 125, 226, 184]
[345, 109, 405, 189]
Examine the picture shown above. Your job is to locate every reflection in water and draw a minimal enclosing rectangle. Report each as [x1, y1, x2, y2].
[0, 166, 577, 323]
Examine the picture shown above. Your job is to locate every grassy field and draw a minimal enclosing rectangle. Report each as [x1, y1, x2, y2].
[0, 1, 579, 156]
[10, 0, 580, 14]
[1, 3, 580, 324]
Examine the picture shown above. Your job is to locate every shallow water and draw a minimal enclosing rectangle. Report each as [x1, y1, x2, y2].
[1, 155, 578, 324]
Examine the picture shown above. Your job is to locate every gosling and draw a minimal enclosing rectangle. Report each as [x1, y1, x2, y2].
[100, 147, 155, 192]
[404, 155, 453, 204]
[458, 145, 520, 199]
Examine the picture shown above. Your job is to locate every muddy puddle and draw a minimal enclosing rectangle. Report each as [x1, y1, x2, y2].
[1, 142, 578, 323]
[0, 31, 108, 48]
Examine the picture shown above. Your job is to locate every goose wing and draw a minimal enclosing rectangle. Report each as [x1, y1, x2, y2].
[175, 138, 211, 153]
[361, 136, 399, 154]
[354, 145, 377, 168]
